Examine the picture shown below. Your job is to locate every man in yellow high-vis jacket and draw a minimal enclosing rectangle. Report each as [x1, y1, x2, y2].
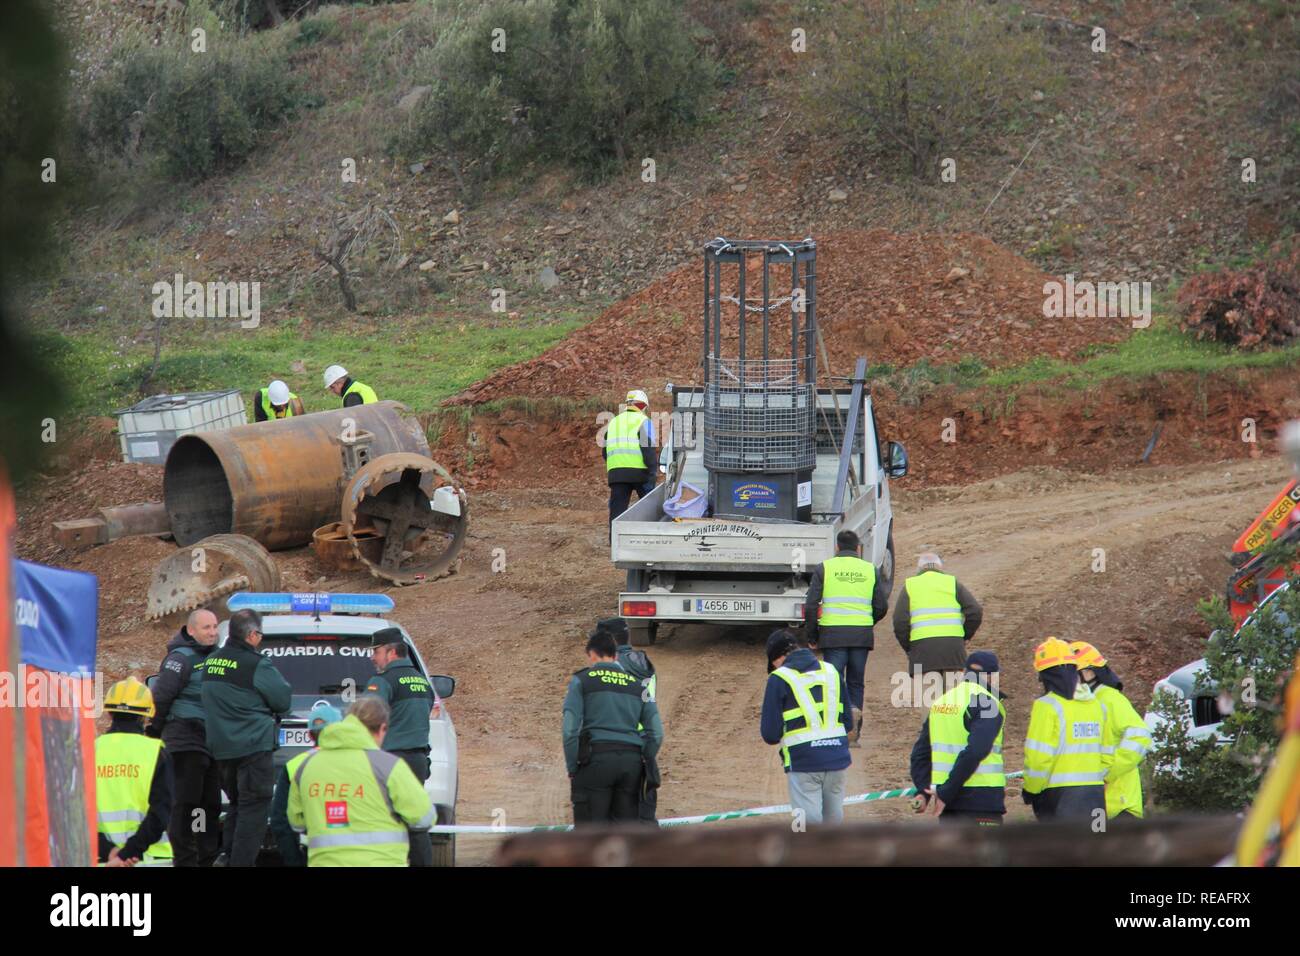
[604, 388, 656, 530]
[287, 696, 433, 867]
[909, 651, 1006, 825]
[96, 677, 174, 867]
[893, 551, 983, 678]
[804, 530, 890, 746]
[1022, 637, 1107, 821]
[1070, 640, 1151, 821]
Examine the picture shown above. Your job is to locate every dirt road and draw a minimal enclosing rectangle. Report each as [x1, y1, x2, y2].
[374, 456, 1288, 865]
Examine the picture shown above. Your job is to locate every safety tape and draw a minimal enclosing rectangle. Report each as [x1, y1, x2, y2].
[427, 771, 1023, 835]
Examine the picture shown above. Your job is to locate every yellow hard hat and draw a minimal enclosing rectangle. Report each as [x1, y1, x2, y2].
[1033, 637, 1074, 672]
[104, 676, 155, 719]
[1069, 640, 1107, 670]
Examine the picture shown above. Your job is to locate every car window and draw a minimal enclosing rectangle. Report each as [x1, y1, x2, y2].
[259, 635, 377, 695]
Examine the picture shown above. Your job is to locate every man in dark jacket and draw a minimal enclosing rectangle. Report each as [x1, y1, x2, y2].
[606, 617, 660, 824]
[804, 530, 890, 746]
[563, 629, 664, 825]
[200, 608, 292, 867]
[761, 629, 853, 824]
[149, 608, 221, 867]
[893, 552, 983, 678]
[364, 627, 437, 866]
[909, 651, 1006, 825]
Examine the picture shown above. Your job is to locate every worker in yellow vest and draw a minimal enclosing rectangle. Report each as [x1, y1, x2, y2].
[604, 388, 656, 530]
[1022, 637, 1107, 821]
[893, 551, 983, 679]
[804, 529, 890, 746]
[253, 379, 305, 421]
[909, 650, 1006, 825]
[287, 696, 433, 866]
[1070, 640, 1151, 821]
[323, 364, 378, 408]
[96, 677, 174, 867]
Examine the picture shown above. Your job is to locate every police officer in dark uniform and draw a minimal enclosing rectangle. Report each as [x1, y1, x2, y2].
[364, 626, 437, 867]
[149, 608, 222, 866]
[563, 628, 663, 825]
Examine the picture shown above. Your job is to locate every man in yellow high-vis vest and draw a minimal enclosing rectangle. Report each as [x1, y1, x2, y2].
[323, 364, 378, 407]
[804, 530, 890, 746]
[253, 379, 305, 421]
[1022, 637, 1107, 821]
[893, 551, 983, 678]
[1070, 640, 1151, 821]
[604, 388, 656, 530]
[287, 696, 433, 867]
[760, 629, 853, 824]
[96, 677, 174, 867]
[909, 651, 1006, 825]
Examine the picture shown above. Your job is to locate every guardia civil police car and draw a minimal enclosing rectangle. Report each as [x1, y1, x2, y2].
[219, 592, 460, 867]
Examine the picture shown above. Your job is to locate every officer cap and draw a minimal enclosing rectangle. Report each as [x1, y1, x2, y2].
[590, 617, 629, 643]
[766, 630, 799, 672]
[369, 626, 406, 648]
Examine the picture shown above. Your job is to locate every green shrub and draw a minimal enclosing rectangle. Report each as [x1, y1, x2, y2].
[1148, 565, 1300, 812]
[396, 0, 718, 191]
[813, 0, 1059, 177]
[79, 29, 300, 181]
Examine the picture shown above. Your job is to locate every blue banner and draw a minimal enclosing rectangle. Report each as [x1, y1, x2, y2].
[12, 560, 98, 674]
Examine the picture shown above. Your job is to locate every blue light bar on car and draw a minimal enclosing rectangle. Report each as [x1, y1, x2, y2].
[226, 592, 396, 615]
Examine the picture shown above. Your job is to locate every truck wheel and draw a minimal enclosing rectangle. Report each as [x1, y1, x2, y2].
[880, 529, 896, 596]
[629, 621, 657, 646]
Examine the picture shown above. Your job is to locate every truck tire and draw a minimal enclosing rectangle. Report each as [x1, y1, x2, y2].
[628, 621, 657, 646]
[880, 528, 896, 597]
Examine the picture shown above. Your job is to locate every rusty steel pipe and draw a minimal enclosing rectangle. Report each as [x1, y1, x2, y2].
[101, 502, 172, 539]
[163, 402, 431, 550]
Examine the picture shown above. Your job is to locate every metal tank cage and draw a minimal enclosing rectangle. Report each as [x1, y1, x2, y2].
[702, 238, 818, 473]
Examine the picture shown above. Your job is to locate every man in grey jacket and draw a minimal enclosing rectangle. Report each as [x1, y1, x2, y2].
[893, 552, 983, 679]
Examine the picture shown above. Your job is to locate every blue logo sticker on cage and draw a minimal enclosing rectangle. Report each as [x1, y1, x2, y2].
[732, 482, 778, 509]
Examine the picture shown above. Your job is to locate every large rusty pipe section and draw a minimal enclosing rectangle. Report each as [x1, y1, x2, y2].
[164, 402, 430, 550]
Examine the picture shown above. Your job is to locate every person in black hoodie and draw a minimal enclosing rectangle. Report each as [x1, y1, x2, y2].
[605, 618, 661, 825]
[909, 651, 1006, 824]
[149, 608, 222, 867]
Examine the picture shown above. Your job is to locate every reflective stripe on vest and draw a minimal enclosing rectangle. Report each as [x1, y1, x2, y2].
[1023, 693, 1109, 788]
[344, 380, 378, 404]
[928, 680, 1005, 789]
[259, 388, 297, 419]
[818, 556, 876, 627]
[605, 409, 648, 471]
[772, 661, 846, 767]
[905, 571, 964, 641]
[1095, 684, 1150, 819]
[95, 732, 172, 859]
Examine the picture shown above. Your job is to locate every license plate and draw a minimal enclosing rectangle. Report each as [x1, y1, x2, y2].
[279, 727, 313, 748]
[696, 598, 756, 615]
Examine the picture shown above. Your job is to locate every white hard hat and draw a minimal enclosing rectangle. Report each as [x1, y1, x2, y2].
[626, 389, 649, 407]
[323, 365, 348, 389]
[267, 380, 290, 406]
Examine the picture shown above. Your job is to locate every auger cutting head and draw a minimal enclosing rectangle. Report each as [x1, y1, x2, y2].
[146, 533, 282, 621]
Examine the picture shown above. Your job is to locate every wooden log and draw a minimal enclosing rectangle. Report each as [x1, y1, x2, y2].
[495, 815, 1241, 867]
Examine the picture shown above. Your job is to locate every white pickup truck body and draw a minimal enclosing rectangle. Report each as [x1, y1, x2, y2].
[611, 385, 899, 642]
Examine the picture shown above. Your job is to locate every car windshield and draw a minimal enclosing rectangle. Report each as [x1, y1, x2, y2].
[258, 635, 377, 695]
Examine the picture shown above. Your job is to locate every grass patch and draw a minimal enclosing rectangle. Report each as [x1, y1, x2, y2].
[33, 312, 589, 419]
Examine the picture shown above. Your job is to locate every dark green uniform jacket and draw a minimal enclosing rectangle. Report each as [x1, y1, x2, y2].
[199, 636, 293, 760]
[150, 628, 213, 754]
[562, 659, 663, 775]
[365, 659, 434, 751]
